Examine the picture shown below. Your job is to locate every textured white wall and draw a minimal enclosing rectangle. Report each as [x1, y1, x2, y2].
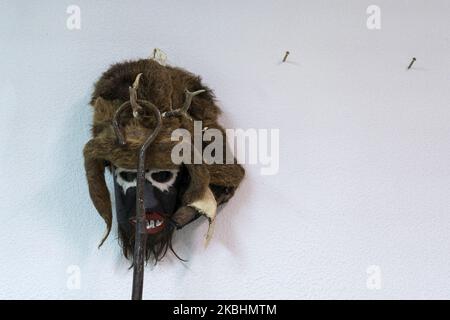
[1, 0, 450, 299]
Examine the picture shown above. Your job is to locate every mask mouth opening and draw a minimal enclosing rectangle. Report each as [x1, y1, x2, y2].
[129, 211, 166, 235]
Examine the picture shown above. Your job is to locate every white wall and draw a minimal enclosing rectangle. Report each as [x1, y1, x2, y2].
[1, 0, 450, 299]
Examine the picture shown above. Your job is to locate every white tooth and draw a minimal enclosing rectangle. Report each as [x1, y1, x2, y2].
[146, 221, 150, 229]
[156, 220, 162, 227]
[149, 220, 155, 228]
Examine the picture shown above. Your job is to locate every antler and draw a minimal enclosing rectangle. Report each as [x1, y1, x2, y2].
[112, 73, 162, 146]
[164, 88, 206, 121]
[130, 73, 143, 118]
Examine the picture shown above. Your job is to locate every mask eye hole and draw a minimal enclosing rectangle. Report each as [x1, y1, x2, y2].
[119, 171, 137, 182]
[115, 167, 137, 194]
[145, 169, 179, 192]
[150, 171, 173, 183]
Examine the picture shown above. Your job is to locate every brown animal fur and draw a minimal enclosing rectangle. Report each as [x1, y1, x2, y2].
[84, 58, 244, 261]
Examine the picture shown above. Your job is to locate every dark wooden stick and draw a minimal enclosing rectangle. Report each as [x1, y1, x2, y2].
[131, 101, 161, 300]
[112, 75, 162, 300]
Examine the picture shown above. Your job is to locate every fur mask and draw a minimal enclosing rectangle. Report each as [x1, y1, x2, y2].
[83, 59, 244, 262]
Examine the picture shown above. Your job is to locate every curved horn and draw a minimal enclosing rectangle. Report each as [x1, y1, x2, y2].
[83, 138, 112, 247]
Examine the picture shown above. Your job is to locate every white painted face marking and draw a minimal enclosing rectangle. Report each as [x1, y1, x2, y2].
[115, 167, 179, 194]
